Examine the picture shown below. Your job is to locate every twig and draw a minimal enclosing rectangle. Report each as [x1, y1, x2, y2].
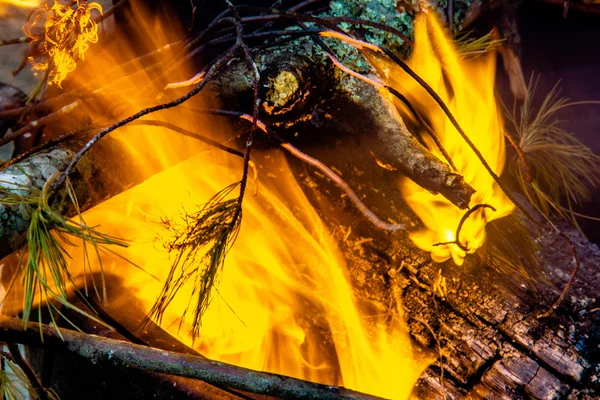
[504, 131, 532, 182]
[536, 229, 580, 318]
[0, 316, 382, 400]
[0, 37, 31, 47]
[322, 48, 457, 171]
[272, 9, 414, 46]
[6, 343, 48, 400]
[352, 37, 536, 223]
[0, 101, 79, 147]
[184, 106, 405, 231]
[434, 204, 497, 251]
[237, 114, 406, 231]
[128, 120, 243, 158]
[56, 42, 242, 188]
[223, 0, 261, 230]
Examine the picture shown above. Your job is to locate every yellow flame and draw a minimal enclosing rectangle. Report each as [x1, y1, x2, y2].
[22, 0, 102, 87]
[7, 4, 430, 398]
[0, 0, 41, 14]
[371, 13, 514, 265]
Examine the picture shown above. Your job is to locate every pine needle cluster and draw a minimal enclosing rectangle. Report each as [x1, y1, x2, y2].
[149, 182, 242, 337]
[0, 174, 127, 330]
[505, 79, 600, 231]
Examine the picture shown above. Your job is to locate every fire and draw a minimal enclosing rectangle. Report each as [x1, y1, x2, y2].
[22, 0, 103, 86]
[12, 4, 430, 398]
[72, 150, 430, 398]
[0, 0, 41, 14]
[371, 13, 514, 265]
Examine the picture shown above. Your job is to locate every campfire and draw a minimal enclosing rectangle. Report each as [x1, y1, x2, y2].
[0, 1, 599, 399]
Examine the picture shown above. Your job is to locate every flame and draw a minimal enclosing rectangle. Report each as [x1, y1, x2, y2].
[372, 13, 514, 265]
[10, 4, 430, 398]
[22, 0, 102, 86]
[0, 0, 41, 14]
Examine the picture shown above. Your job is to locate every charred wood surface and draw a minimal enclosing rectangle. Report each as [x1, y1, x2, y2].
[291, 152, 600, 399]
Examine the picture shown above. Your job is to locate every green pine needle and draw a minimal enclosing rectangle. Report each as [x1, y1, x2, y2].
[505, 78, 600, 231]
[454, 31, 503, 59]
[0, 173, 128, 330]
[149, 182, 242, 338]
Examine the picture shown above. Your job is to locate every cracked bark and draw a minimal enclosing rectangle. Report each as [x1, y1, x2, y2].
[284, 142, 600, 399]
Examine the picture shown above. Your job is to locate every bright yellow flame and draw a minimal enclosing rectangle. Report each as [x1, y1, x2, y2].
[72, 150, 430, 399]
[22, 0, 102, 87]
[0, 0, 40, 12]
[372, 13, 514, 265]
[13, 4, 430, 398]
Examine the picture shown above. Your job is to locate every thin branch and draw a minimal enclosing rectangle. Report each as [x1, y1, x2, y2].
[434, 204, 497, 251]
[183, 106, 405, 231]
[323, 50, 457, 172]
[128, 120, 243, 158]
[56, 43, 242, 188]
[321, 30, 537, 223]
[237, 115, 406, 231]
[504, 131, 532, 182]
[0, 37, 31, 47]
[0, 101, 79, 147]
[0, 316, 382, 400]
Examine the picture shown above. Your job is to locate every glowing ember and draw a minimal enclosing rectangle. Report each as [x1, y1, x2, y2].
[371, 13, 514, 265]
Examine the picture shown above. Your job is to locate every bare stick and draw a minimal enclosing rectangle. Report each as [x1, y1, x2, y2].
[434, 204, 497, 251]
[0, 316, 383, 400]
[184, 107, 405, 231]
[237, 114, 406, 231]
[129, 120, 244, 158]
[0, 101, 79, 147]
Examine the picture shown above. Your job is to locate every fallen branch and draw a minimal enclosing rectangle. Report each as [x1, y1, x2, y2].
[0, 315, 383, 400]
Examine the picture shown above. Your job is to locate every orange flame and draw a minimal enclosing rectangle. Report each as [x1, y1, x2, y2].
[12, 4, 430, 398]
[0, 0, 41, 13]
[23, 0, 102, 87]
[372, 13, 514, 265]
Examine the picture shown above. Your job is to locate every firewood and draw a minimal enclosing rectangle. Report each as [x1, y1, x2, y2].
[0, 315, 383, 400]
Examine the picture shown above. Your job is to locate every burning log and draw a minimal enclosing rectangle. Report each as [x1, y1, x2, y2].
[206, 50, 475, 209]
[0, 0, 598, 399]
